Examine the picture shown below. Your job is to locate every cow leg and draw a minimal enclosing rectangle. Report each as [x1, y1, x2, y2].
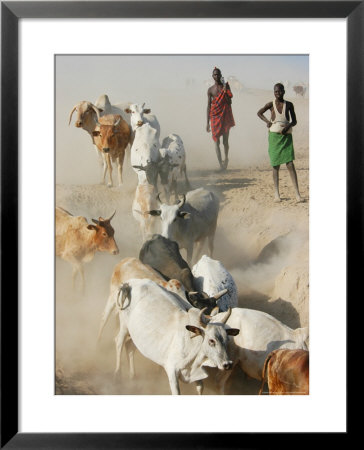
[165, 367, 180, 395]
[215, 368, 233, 395]
[106, 154, 113, 187]
[195, 380, 204, 395]
[71, 261, 84, 292]
[117, 154, 124, 186]
[114, 321, 128, 379]
[193, 239, 206, 264]
[102, 155, 108, 185]
[125, 337, 136, 379]
[186, 243, 194, 266]
[182, 164, 191, 189]
[98, 292, 116, 341]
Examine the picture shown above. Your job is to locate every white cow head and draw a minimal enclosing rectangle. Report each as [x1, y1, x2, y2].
[124, 103, 152, 131]
[186, 308, 239, 370]
[69, 101, 101, 128]
[148, 194, 190, 239]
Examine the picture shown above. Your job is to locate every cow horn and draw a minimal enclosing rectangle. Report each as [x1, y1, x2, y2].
[177, 194, 186, 208]
[94, 116, 101, 126]
[156, 193, 163, 204]
[114, 117, 121, 126]
[220, 308, 232, 324]
[68, 106, 77, 125]
[91, 218, 99, 225]
[91, 104, 101, 120]
[198, 307, 208, 328]
[213, 288, 228, 300]
[105, 210, 116, 222]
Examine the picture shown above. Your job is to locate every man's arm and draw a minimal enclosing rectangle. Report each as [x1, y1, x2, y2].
[257, 102, 273, 127]
[282, 101, 297, 134]
[206, 89, 212, 132]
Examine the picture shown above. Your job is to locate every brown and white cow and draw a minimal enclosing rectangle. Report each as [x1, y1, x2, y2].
[55, 206, 119, 290]
[92, 114, 131, 187]
[259, 348, 309, 395]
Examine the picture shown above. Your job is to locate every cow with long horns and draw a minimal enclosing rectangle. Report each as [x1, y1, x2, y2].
[115, 279, 239, 394]
[55, 206, 119, 290]
[147, 188, 220, 264]
[92, 114, 131, 187]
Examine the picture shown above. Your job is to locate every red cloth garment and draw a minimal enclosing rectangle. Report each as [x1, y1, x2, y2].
[209, 87, 235, 142]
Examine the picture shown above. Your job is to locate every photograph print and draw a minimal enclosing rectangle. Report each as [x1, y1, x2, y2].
[55, 54, 309, 395]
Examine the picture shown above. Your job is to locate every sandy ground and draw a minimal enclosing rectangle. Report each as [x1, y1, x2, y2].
[55, 147, 308, 396]
[56, 87, 309, 395]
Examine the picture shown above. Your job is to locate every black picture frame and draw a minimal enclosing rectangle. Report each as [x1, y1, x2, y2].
[1, 1, 356, 448]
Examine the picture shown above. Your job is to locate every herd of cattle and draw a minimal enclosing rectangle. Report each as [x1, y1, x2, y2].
[56, 94, 309, 395]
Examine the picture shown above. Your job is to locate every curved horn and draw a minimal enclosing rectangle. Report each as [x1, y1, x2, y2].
[177, 194, 186, 208]
[91, 218, 99, 225]
[93, 115, 101, 126]
[156, 193, 163, 204]
[68, 106, 77, 125]
[114, 116, 121, 126]
[198, 307, 208, 328]
[220, 307, 232, 324]
[91, 104, 101, 120]
[116, 284, 131, 310]
[213, 288, 228, 300]
[105, 210, 116, 222]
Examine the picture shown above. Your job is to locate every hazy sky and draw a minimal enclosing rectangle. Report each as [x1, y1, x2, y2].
[56, 54, 308, 184]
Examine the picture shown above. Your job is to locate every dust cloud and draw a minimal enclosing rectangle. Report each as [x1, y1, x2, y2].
[56, 55, 309, 395]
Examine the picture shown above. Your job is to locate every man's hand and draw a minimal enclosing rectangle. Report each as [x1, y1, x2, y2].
[206, 124, 210, 132]
[281, 125, 290, 135]
[267, 121, 272, 128]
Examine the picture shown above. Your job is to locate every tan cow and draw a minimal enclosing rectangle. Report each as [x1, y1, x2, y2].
[56, 206, 119, 290]
[92, 114, 131, 187]
[132, 183, 158, 241]
[259, 349, 309, 395]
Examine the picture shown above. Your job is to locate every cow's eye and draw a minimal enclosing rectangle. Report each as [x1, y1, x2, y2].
[208, 339, 216, 347]
[102, 232, 107, 237]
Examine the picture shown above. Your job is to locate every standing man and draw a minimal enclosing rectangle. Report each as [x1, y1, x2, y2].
[206, 67, 235, 171]
[257, 83, 303, 203]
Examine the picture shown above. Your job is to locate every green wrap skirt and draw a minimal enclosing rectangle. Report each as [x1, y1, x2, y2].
[268, 131, 295, 167]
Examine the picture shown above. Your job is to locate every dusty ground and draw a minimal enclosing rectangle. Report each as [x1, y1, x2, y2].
[55, 142, 309, 395]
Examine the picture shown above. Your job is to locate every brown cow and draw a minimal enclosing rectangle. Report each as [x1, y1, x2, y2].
[56, 206, 119, 290]
[92, 114, 131, 187]
[259, 349, 309, 395]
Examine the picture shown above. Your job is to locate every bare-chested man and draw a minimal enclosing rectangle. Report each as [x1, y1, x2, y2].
[257, 83, 303, 203]
[206, 67, 235, 171]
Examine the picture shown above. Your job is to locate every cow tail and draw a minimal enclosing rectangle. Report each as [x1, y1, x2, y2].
[258, 352, 273, 395]
[117, 283, 131, 310]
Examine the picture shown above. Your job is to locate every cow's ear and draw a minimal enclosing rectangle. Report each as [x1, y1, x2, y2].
[92, 131, 100, 137]
[87, 225, 97, 232]
[143, 108, 151, 114]
[148, 210, 161, 216]
[178, 211, 191, 219]
[124, 108, 131, 114]
[226, 328, 240, 336]
[186, 325, 205, 338]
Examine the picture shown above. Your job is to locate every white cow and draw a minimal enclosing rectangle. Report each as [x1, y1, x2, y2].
[124, 103, 161, 140]
[130, 123, 161, 186]
[115, 278, 239, 394]
[158, 134, 191, 202]
[192, 255, 238, 312]
[148, 188, 220, 264]
[209, 308, 309, 394]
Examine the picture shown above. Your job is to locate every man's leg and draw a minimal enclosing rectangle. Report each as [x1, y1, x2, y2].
[273, 165, 281, 202]
[222, 132, 230, 169]
[214, 137, 223, 169]
[286, 161, 303, 202]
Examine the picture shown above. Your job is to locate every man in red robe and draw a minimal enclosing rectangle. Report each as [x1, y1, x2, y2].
[206, 67, 235, 170]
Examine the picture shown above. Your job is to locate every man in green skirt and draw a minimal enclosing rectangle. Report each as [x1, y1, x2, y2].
[257, 83, 303, 203]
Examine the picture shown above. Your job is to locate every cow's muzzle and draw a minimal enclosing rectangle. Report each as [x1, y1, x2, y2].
[75, 121, 82, 127]
[223, 361, 233, 371]
[103, 148, 110, 153]
[112, 249, 119, 255]
[137, 121, 143, 127]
